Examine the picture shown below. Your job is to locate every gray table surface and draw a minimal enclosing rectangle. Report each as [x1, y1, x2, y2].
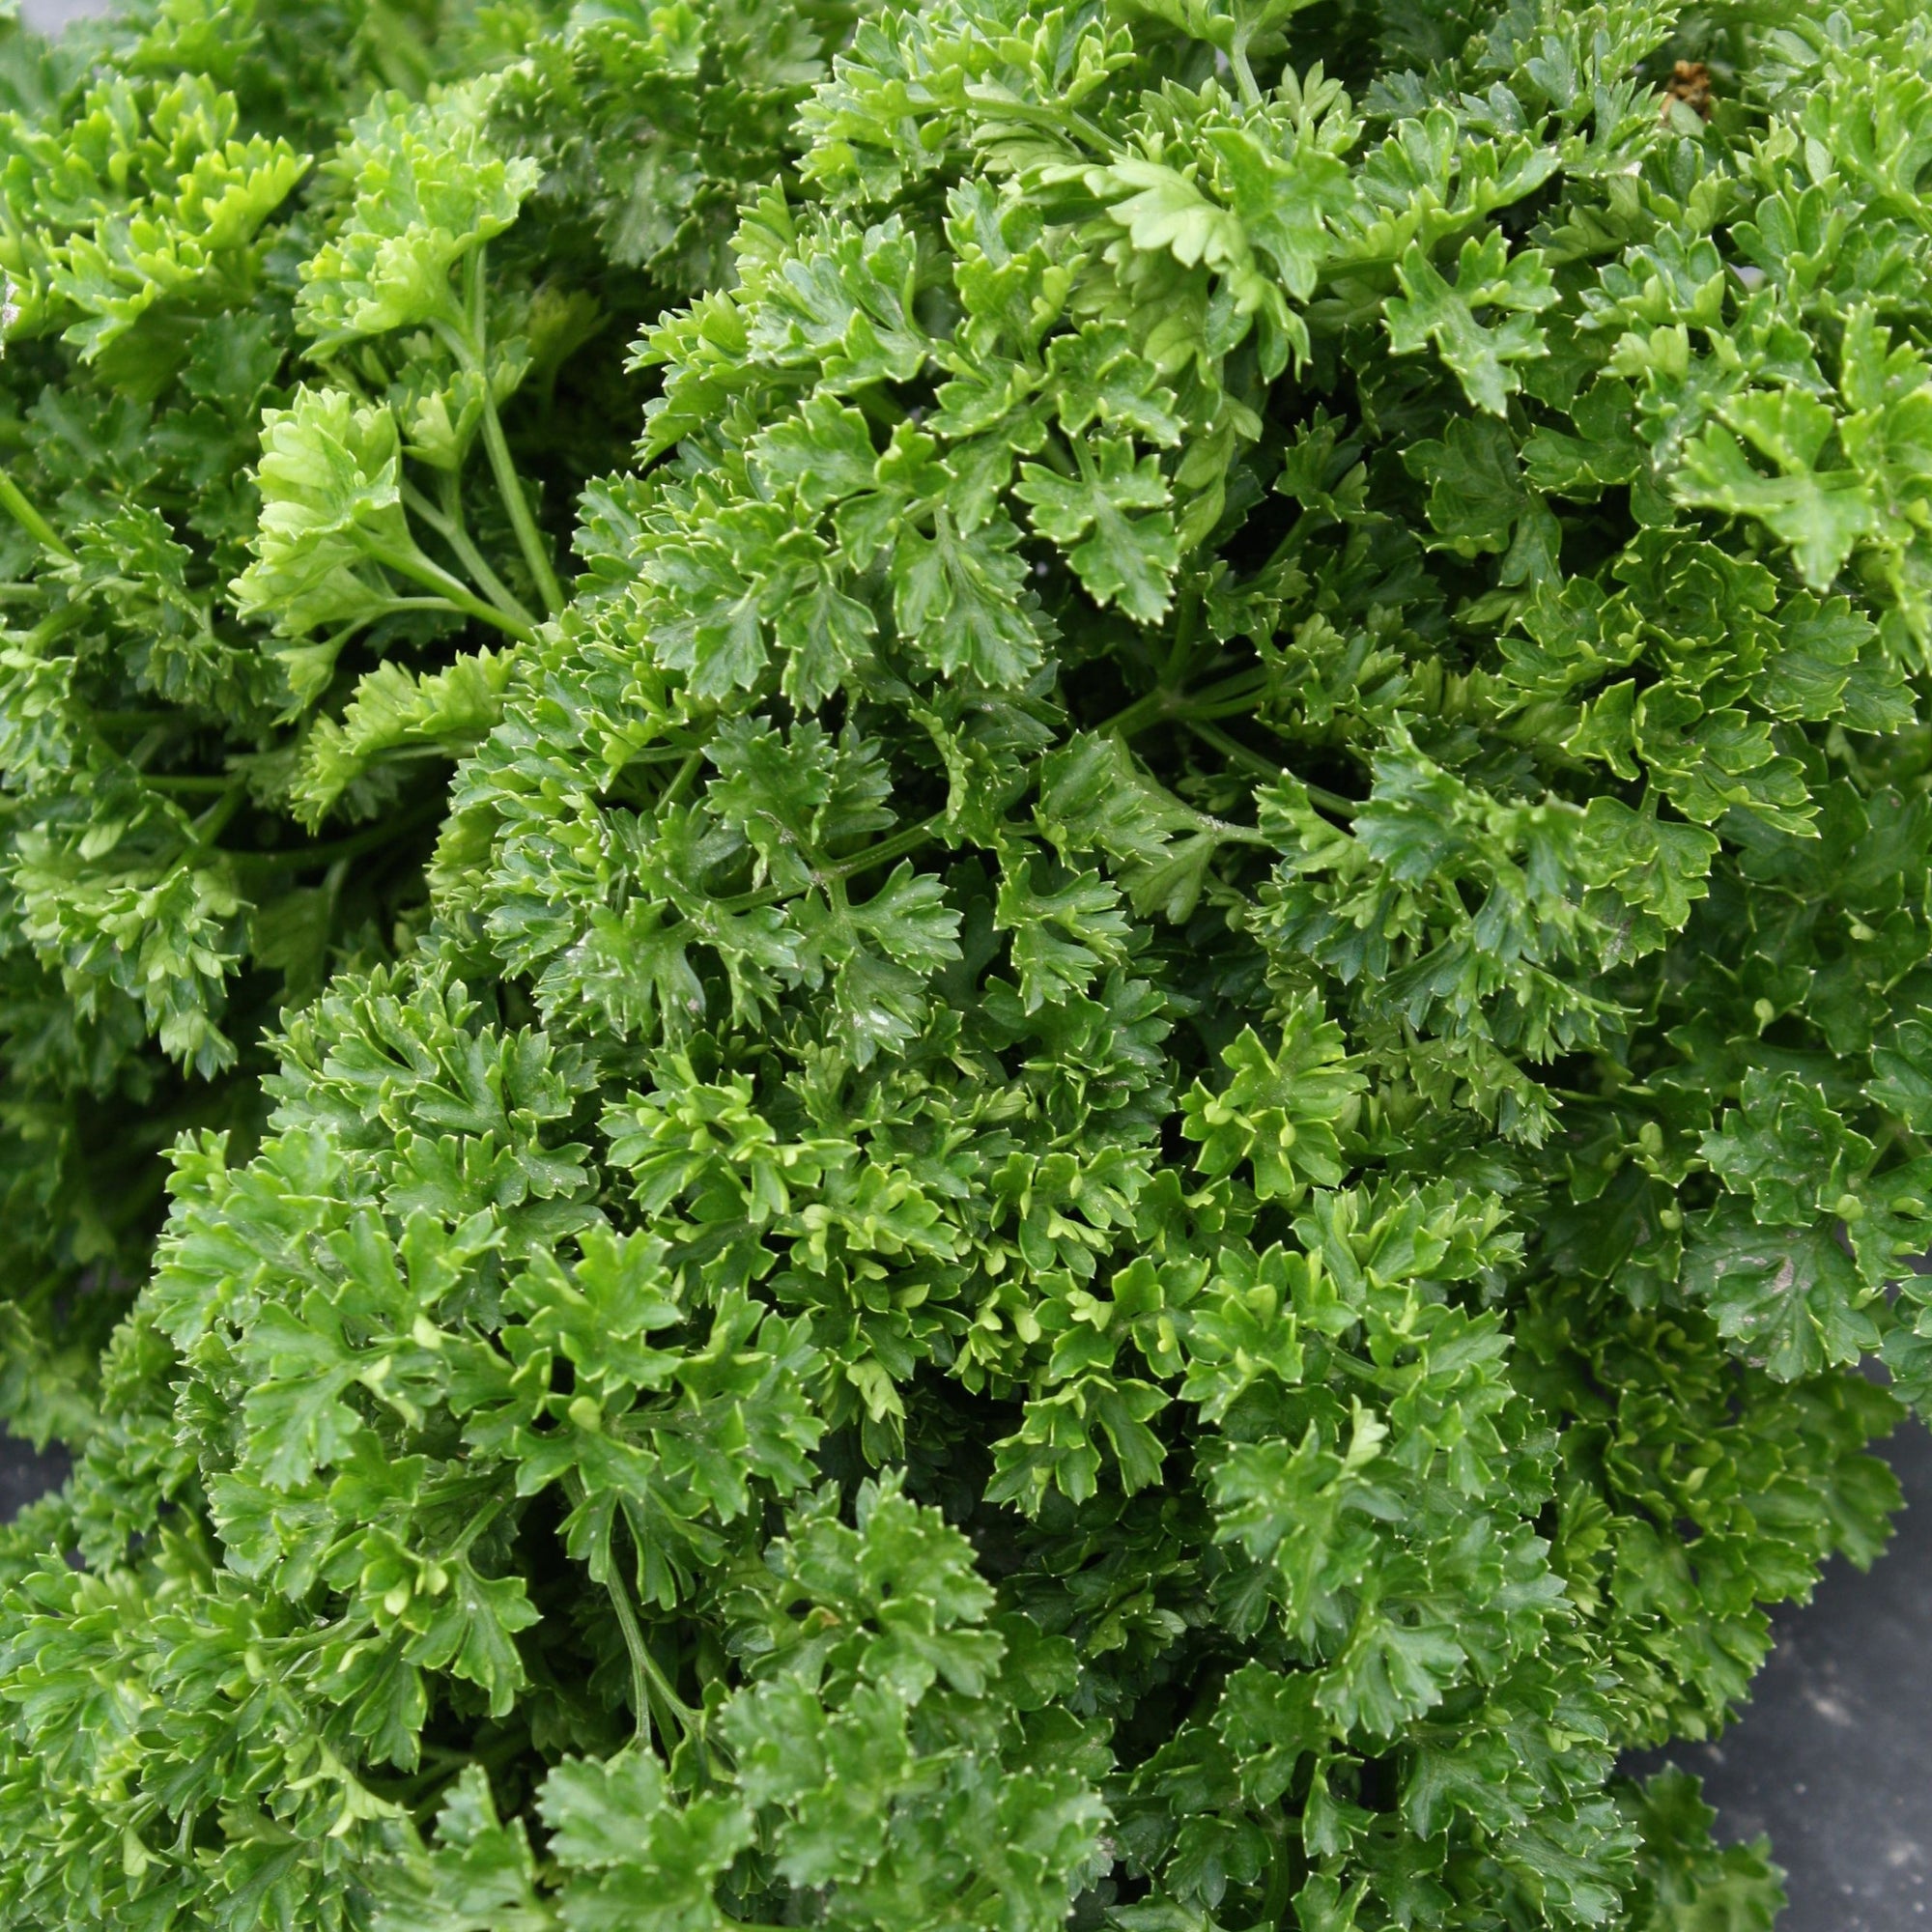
[1627, 1418, 1932, 1931]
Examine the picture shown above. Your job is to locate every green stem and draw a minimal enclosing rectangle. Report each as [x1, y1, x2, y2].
[637, 1630, 700, 1747]
[717, 811, 947, 916]
[1187, 674, 1279, 722]
[185, 777, 250, 860]
[368, 542, 536, 643]
[440, 247, 565, 618]
[478, 397, 565, 617]
[8, 608, 85, 656]
[830, 813, 942, 881]
[384, 1729, 531, 1817]
[1543, 1085, 1627, 1107]
[1097, 664, 1271, 741]
[960, 89, 1114, 156]
[145, 774, 235, 794]
[662, 748, 704, 810]
[1160, 579, 1202, 688]
[374, 596, 480, 620]
[1184, 717, 1278, 781]
[618, 744, 703, 768]
[1138, 762, 1276, 846]
[611, 1579, 659, 1750]
[1184, 718, 1357, 818]
[445, 1496, 505, 1561]
[469, 237, 489, 350]
[561, 1471, 693, 1749]
[431, 474, 540, 633]
[1260, 506, 1321, 572]
[1228, 31, 1263, 110]
[1256, 1815, 1298, 1930]
[1192, 691, 1284, 724]
[223, 798, 445, 873]
[0, 469, 75, 565]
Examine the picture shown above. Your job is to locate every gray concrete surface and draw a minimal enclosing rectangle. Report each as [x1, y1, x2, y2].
[1631, 1419, 1932, 1931]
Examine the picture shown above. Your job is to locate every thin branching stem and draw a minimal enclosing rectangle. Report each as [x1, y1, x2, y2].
[438, 247, 566, 617]
[369, 540, 538, 642]
[222, 796, 446, 872]
[0, 469, 75, 565]
[1184, 718, 1357, 818]
[402, 477, 541, 633]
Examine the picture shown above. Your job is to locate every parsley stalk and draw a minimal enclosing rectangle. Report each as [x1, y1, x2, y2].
[0, 467, 75, 565]
[562, 1468, 699, 1752]
[438, 245, 566, 619]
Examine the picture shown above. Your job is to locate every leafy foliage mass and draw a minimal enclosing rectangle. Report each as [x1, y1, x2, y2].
[5, 0, 1932, 1927]
[0, 0, 848, 1436]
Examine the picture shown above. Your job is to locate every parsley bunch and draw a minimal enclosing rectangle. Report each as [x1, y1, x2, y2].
[0, 0, 848, 1441]
[3, 0, 1930, 1928]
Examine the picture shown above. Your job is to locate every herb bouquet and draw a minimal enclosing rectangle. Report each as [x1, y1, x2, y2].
[1, 1, 1928, 1930]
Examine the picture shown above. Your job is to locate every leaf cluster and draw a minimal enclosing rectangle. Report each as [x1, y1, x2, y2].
[8, 0, 1932, 1930]
[0, 0, 850, 1441]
